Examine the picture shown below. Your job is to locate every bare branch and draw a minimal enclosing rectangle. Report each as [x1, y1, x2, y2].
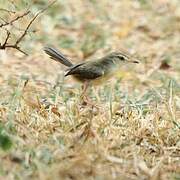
[15, 0, 57, 46]
[0, 16, 36, 32]
[4, 44, 28, 55]
[1, 30, 11, 48]
[11, 25, 37, 33]
[0, 0, 57, 55]
[0, 11, 30, 28]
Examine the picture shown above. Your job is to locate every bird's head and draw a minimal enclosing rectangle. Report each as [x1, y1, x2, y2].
[109, 52, 139, 64]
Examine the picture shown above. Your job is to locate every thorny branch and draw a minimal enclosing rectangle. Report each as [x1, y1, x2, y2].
[0, 0, 57, 55]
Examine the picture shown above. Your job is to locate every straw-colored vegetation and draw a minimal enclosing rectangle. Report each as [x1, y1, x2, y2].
[0, 0, 179, 179]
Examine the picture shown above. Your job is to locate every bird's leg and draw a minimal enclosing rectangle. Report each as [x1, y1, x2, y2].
[80, 81, 94, 105]
[80, 82, 101, 108]
[81, 81, 89, 100]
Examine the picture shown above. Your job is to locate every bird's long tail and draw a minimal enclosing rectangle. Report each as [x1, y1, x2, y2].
[44, 46, 73, 67]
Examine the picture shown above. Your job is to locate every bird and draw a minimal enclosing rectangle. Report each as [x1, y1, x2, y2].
[44, 46, 139, 105]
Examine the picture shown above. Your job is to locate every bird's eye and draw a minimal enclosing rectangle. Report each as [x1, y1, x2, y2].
[118, 56, 125, 61]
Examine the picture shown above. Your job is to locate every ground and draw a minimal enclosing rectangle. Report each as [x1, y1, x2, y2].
[0, 0, 179, 180]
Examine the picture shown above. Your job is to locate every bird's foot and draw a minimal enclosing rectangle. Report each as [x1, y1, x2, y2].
[81, 96, 102, 109]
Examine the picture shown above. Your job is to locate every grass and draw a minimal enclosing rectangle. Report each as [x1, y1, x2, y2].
[0, 0, 180, 179]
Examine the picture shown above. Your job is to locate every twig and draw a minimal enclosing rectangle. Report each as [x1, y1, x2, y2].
[0, 11, 30, 28]
[0, 17, 8, 23]
[1, 30, 10, 48]
[0, 0, 57, 55]
[11, 25, 37, 33]
[0, 8, 16, 14]
[0, 28, 28, 55]
[0, 16, 36, 32]
[3, 44, 28, 55]
[15, 0, 57, 46]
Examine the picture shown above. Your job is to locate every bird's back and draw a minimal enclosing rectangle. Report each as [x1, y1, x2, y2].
[65, 55, 119, 83]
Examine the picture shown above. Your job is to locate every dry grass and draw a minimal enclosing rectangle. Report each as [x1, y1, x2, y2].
[0, 0, 180, 180]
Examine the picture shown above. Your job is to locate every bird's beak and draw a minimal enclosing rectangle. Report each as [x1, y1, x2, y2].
[127, 59, 140, 64]
[132, 60, 140, 64]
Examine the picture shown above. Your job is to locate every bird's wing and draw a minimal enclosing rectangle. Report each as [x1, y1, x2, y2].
[65, 63, 104, 80]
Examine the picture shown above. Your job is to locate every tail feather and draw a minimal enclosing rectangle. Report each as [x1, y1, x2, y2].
[44, 46, 73, 67]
